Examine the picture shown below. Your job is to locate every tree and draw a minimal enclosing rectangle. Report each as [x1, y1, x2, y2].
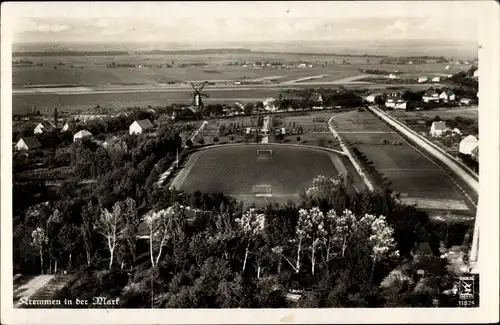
[144, 204, 186, 267]
[94, 202, 126, 270]
[235, 208, 265, 273]
[296, 207, 326, 275]
[117, 198, 139, 269]
[32, 227, 48, 274]
[324, 209, 357, 261]
[306, 174, 343, 198]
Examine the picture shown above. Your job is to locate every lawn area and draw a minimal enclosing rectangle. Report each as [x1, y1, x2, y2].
[332, 110, 393, 132]
[389, 108, 478, 122]
[170, 144, 346, 205]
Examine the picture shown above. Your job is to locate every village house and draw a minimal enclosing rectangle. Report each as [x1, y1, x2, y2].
[422, 89, 440, 103]
[394, 100, 408, 110]
[429, 121, 447, 137]
[385, 92, 403, 108]
[15, 137, 41, 151]
[311, 93, 324, 106]
[473, 68, 479, 79]
[33, 121, 55, 134]
[365, 93, 384, 103]
[431, 76, 441, 83]
[459, 135, 479, 155]
[387, 73, 398, 79]
[471, 146, 479, 162]
[73, 130, 93, 142]
[129, 119, 154, 135]
[417, 76, 428, 83]
[439, 89, 456, 102]
[445, 65, 450, 70]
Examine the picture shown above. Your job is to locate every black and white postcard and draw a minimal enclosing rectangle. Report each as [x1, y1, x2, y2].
[1, 1, 498, 324]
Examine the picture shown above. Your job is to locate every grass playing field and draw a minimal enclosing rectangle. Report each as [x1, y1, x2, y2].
[170, 144, 346, 205]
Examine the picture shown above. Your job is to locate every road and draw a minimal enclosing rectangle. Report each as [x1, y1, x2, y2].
[12, 82, 439, 96]
[13, 275, 54, 307]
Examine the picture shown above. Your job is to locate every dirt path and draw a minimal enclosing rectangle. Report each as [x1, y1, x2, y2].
[13, 275, 54, 307]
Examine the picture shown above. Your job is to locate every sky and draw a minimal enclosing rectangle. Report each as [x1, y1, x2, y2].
[6, 1, 481, 44]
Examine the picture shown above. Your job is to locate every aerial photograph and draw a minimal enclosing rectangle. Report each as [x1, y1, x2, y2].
[10, 1, 481, 310]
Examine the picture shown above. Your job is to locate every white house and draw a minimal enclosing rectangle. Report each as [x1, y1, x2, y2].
[394, 100, 408, 110]
[73, 130, 93, 142]
[418, 77, 428, 83]
[311, 93, 324, 105]
[430, 121, 447, 137]
[422, 90, 440, 103]
[297, 63, 307, 68]
[385, 92, 403, 108]
[33, 123, 45, 134]
[439, 89, 456, 102]
[61, 122, 71, 133]
[365, 93, 383, 103]
[431, 76, 441, 83]
[445, 65, 450, 70]
[460, 98, 472, 105]
[452, 128, 462, 135]
[387, 73, 398, 79]
[15, 137, 41, 151]
[129, 119, 154, 135]
[473, 68, 479, 79]
[459, 135, 479, 155]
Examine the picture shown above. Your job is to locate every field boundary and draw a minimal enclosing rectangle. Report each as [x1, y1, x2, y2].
[328, 113, 375, 191]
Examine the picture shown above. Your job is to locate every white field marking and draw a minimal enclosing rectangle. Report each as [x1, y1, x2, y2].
[280, 74, 330, 85]
[168, 152, 202, 190]
[372, 110, 477, 208]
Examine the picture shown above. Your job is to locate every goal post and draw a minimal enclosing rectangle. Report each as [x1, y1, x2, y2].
[257, 149, 273, 156]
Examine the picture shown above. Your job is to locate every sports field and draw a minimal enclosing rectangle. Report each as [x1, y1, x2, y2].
[170, 144, 347, 204]
[331, 110, 469, 204]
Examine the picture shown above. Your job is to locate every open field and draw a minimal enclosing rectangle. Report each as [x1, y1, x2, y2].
[332, 110, 469, 205]
[170, 144, 346, 205]
[389, 107, 478, 122]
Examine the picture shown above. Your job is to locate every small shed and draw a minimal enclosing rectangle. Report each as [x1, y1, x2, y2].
[73, 130, 93, 142]
[15, 137, 41, 151]
[129, 119, 154, 135]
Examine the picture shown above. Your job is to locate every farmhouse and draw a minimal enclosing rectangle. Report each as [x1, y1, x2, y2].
[15, 137, 41, 151]
[365, 93, 383, 103]
[394, 100, 408, 110]
[439, 89, 456, 102]
[459, 135, 479, 155]
[385, 92, 403, 108]
[33, 121, 54, 134]
[460, 98, 472, 105]
[129, 119, 154, 135]
[429, 121, 447, 137]
[418, 77, 428, 83]
[471, 146, 479, 162]
[73, 130, 93, 142]
[422, 90, 440, 103]
[431, 76, 441, 83]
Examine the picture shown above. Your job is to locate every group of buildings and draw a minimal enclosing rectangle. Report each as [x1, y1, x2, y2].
[15, 118, 155, 152]
[365, 88, 474, 110]
[429, 121, 478, 162]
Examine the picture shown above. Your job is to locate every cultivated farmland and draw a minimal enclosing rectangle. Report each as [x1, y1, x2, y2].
[331, 110, 470, 208]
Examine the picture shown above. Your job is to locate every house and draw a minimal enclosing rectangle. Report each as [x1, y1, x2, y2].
[33, 123, 45, 134]
[73, 130, 93, 142]
[460, 98, 472, 105]
[422, 90, 440, 103]
[297, 63, 307, 68]
[430, 121, 447, 137]
[15, 137, 41, 151]
[471, 146, 479, 162]
[473, 68, 479, 79]
[459, 135, 479, 155]
[445, 65, 450, 70]
[394, 100, 408, 110]
[418, 77, 428, 83]
[385, 92, 403, 108]
[365, 93, 384, 103]
[129, 119, 154, 135]
[311, 93, 324, 105]
[439, 89, 456, 102]
[387, 73, 398, 79]
[452, 128, 462, 135]
[431, 76, 441, 83]
[60, 122, 72, 133]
